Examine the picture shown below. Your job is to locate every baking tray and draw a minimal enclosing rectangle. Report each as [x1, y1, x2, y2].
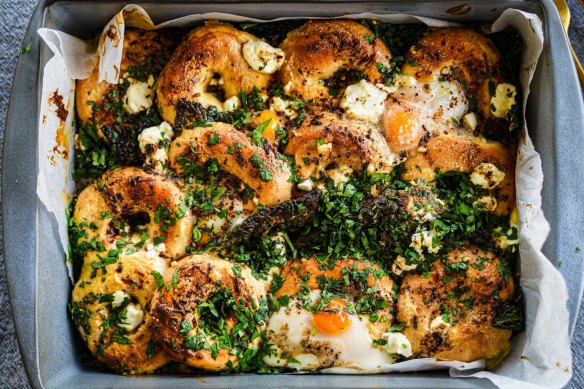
[3, 1, 584, 388]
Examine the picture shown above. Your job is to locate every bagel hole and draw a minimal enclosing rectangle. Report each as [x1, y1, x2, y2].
[206, 73, 226, 101]
[323, 69, 365, 97]
[108, 211, 151, 238]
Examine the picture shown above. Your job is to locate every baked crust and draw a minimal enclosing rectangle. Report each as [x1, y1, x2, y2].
[398, 246, 514, 362]
[156, 21, 273, 125]
[278, 20, 391, 102]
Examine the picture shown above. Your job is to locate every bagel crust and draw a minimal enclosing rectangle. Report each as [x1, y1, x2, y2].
[71, 252, 170, 374]
[397, 247, 514, 362]
[278, 20, 391, 102]
[169, 122, 293, 206]
[402, 135, 515, 216]
[72, 167, 194, 259]
[157, 21, 273, 125]
[285, 111, 397, 180]
[149, 253, 268, 371]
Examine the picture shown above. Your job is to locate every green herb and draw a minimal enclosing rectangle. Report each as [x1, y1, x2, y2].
[21, 43, 32, 54]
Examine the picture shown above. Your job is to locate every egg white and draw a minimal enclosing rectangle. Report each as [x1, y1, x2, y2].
[386, 75, 468, 137]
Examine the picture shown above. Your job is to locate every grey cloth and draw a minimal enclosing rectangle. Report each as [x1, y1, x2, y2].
[1, 1, 583, 388]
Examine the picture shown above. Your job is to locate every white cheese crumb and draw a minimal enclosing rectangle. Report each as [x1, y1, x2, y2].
[326, 165, 353, 187]
[410, 229, 440, 254]
[490, 83, 517, 119]
[111, 290, 129, 309]
[463, 112, 478, 131]
[123, 75, 155, 114]
[317, 142, 333, 156]
[383, 332, 413, 358]
[470, 163, 505, 189]
[223, 96, 241, 112]
[138, 121, 174, 172]
[474, 195, 498, 212]
[283, 81, 293, 95]
[430, 315, 451, 331]
[341, 80, 388, 123]
[242, 40, 285, 74]
[270, 96, 297, 118]
[297, 179, 314, 191]
[117, 303, 144, 331]
[391, 255, 418, 276]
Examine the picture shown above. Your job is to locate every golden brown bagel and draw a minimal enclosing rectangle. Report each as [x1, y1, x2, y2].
[169, 122, 293, 207]
[285, 111, 397, 180]
[278, 20, 391, 102]
[72, 167, 194, 259]
[397, 246, 514, 362]
[76, 29, 175, 134]
[149, 253, 267, 371]
[402, 135, 515, 216]
[71, 251, 170, 374]
[402, 28, 504, 124]
[156, 21, 273, 125]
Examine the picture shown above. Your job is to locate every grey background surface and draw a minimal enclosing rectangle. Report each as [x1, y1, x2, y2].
[1, 1, 583, 388]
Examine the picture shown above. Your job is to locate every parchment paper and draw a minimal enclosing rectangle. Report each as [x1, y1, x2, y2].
[36, 5, 572, 388]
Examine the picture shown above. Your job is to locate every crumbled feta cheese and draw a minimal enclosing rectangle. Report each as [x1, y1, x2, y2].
[270, 96, 297, 118]
[383, 332, 413, 358]
[470, 163, 505, 189]
[111, 290, 129, 308]
[138, 121, 174, 172]
[410, 229, 441, 254]
[430, 315, 451, 331]
[242, 40, 285, 74]
[317, 142, 333, 156]
[117, 303, 144, 331]
[493, 220, 519, 251]
[123, 75, 155, 114]
[391, 255, 418, 276]
[283, 81, 293, 95]
[223, 96, 241, 112]
[341, 80, 388, 123]
[490, 83, 517, 119]
[474, 195, 498, 212]
[326, 166, 353, 187]
[297, 179, 314, 192]
[463, 112, 478, 131]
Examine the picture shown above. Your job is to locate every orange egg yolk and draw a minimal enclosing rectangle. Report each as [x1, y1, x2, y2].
[251, 110, 280, 143]
[312, 298, 352, 335]
[382, 104, 424, 152]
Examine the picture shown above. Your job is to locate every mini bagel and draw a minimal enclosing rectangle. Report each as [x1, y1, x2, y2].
[149, 253, 268, 371]
[402, 28, 504, 124]
[70, 251, 171, 374]
[397, 246, 515, 363]
[402, 135, 515, 216]
[72, 167, 194, 259]
[278, 20, 391, 102]
[168, 122, 293, 206]
[156, 21, 273, 125]
[76, 29, 175, 135]
[284, 111, 397, 181]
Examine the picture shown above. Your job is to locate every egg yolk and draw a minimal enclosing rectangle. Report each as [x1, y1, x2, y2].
[251, 110, 280, 143]
[312, 298, 352, 335]
[382, 104, 424, 152]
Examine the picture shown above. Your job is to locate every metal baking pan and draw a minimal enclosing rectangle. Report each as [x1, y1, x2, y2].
[4, 1, 584, 388]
